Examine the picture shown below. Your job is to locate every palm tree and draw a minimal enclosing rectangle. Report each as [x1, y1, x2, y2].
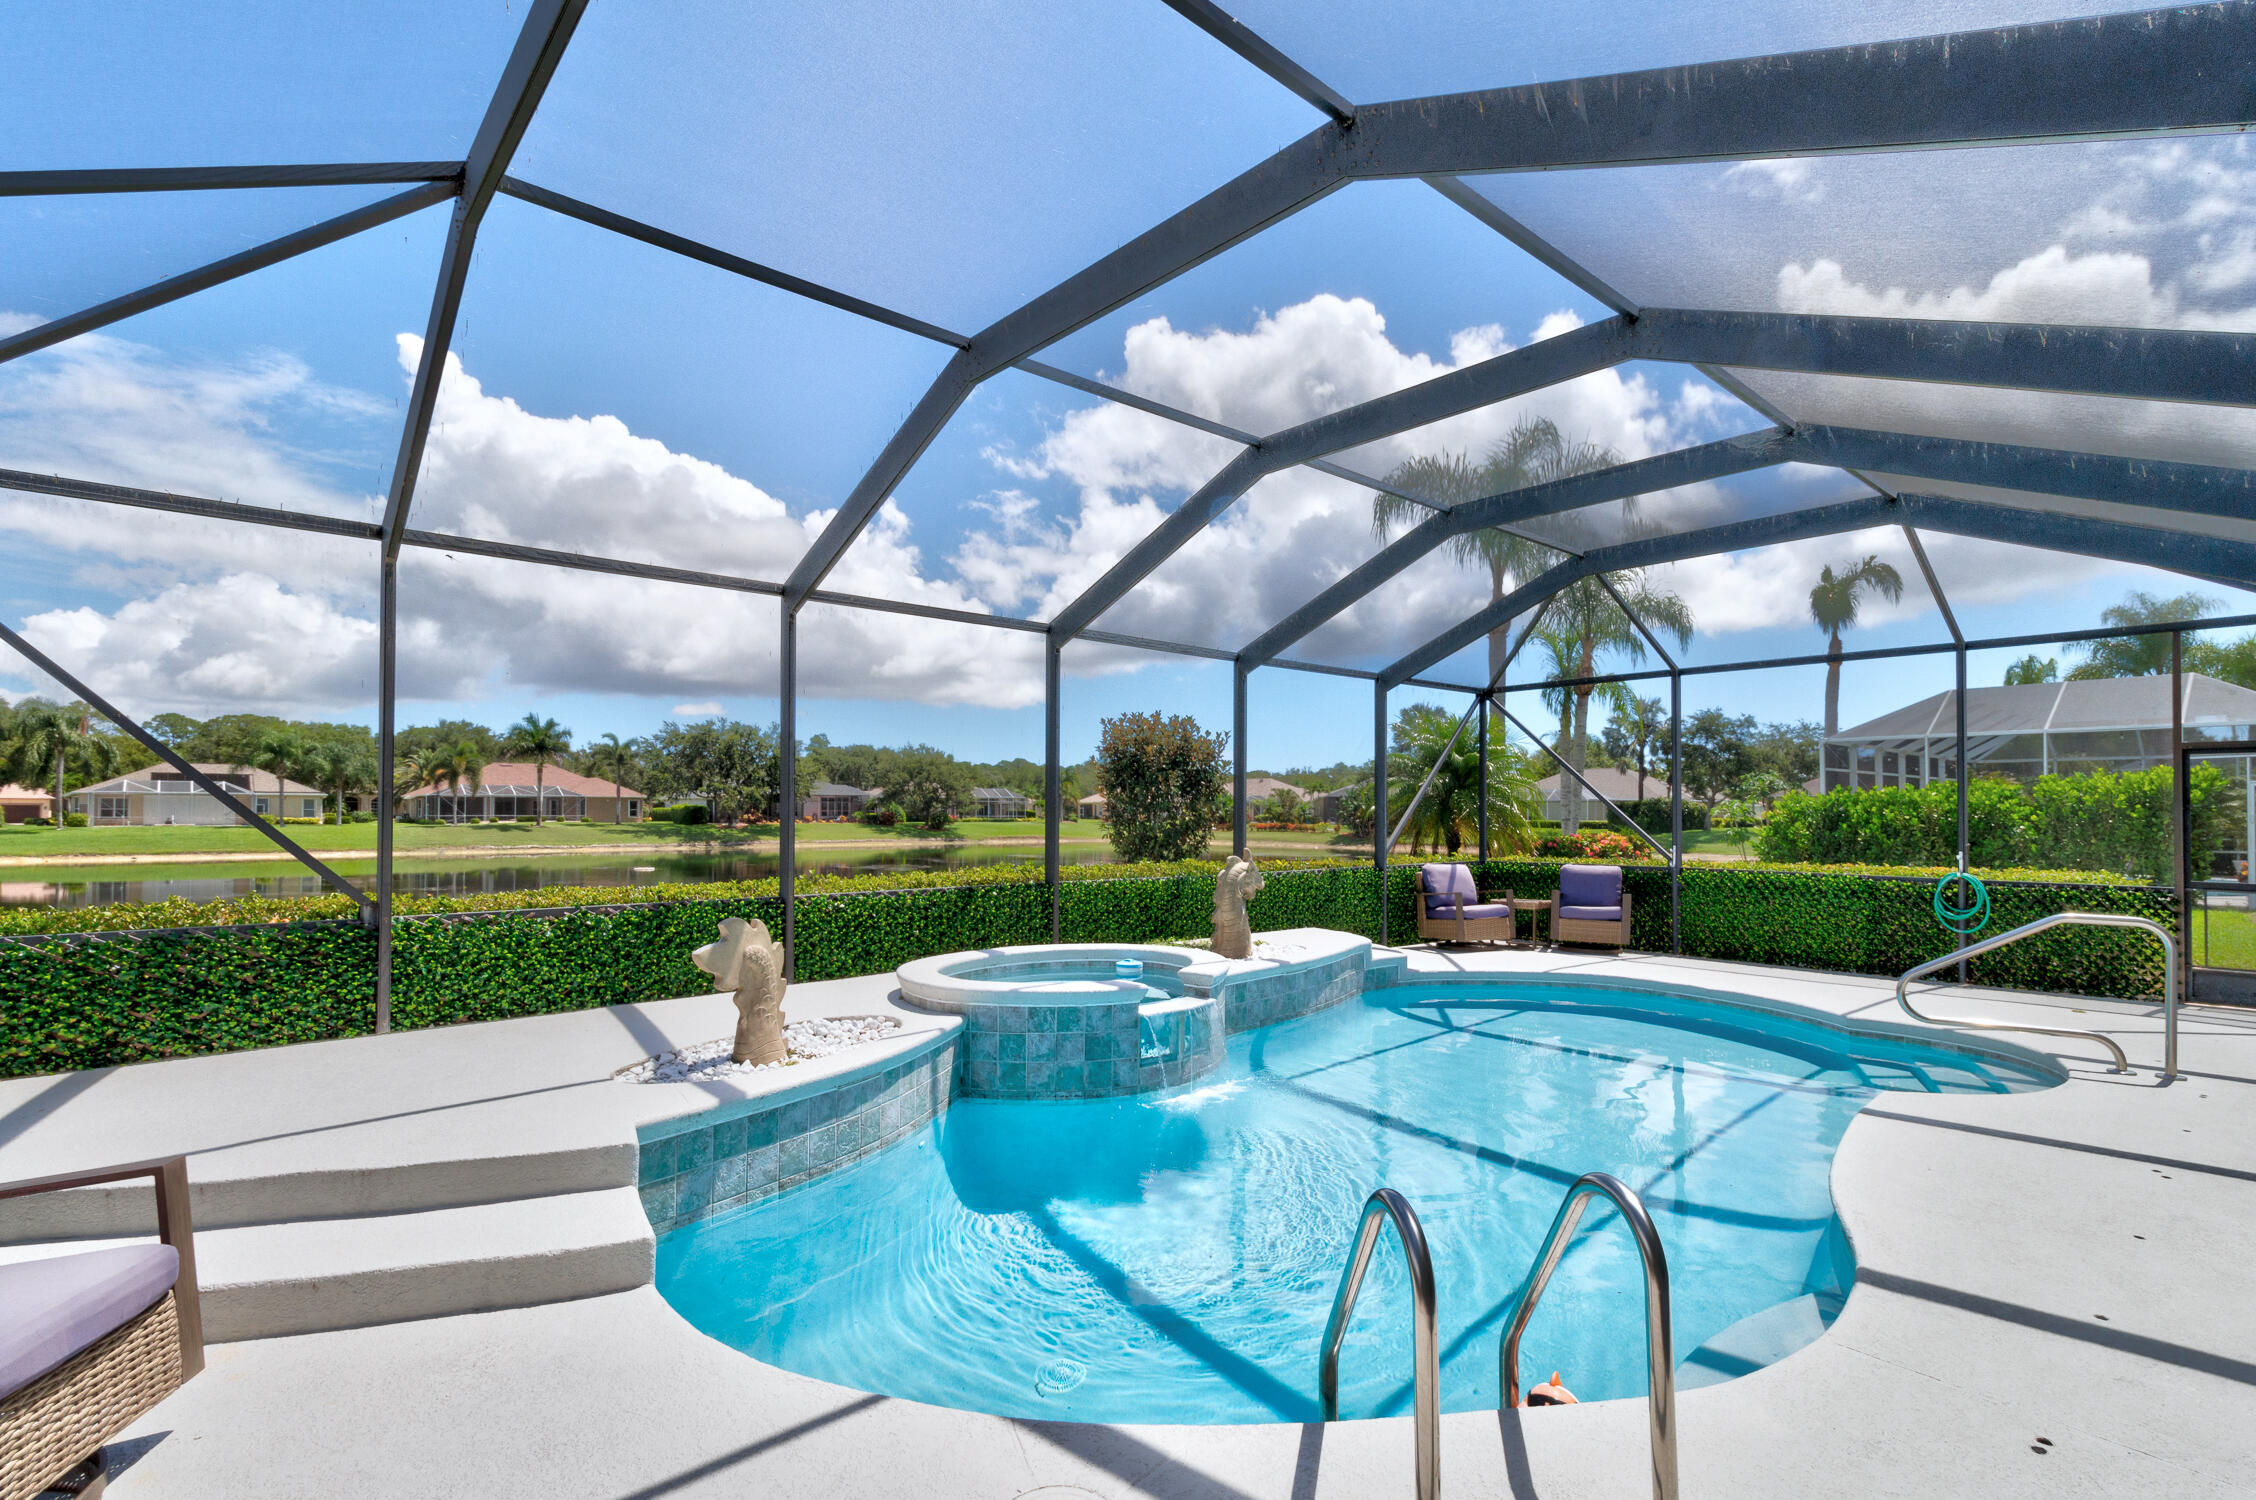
[390, 747, 435, 820]
[426, 740, 487, 824]
[595, 731, 629, 824]
[504, 714, 571, 825]
[1373, 416, 1692, 831]
[1373, 417, 1624, 682]
[249, 729, 309, 821]
[1809, 556, 1906, 737]
[6, 703, 121, 826]
[300, 741, 377, 823]
[1384, 703, 1543, 855]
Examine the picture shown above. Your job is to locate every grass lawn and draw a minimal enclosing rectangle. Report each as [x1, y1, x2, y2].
[2192, 906, 2256, 969]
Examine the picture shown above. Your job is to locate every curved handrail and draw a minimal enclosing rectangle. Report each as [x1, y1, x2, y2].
[1895, 910, 2177, 1077]
[1318, 1187, 1440, 1500]
[1499, 1172, 1677, 1500]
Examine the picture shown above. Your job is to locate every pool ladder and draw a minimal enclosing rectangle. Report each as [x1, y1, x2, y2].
[1894, 910, 2176, 1078]
[1318, 1173, 1679, 1500]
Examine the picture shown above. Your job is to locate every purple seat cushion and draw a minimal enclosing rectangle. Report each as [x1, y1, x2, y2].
[1420, 863, 1477, 917]
[1558, 905, 1625, 923]
[1558, 863, 1623, 908]
[0, 1243, 178, 1400]
[1454, 903, 1516, 920]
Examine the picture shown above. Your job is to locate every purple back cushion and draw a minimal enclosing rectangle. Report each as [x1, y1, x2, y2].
[0, 1243, 178, 1400]
[1420, 863, 1476, 915]
[1558, 863, 1622, 907]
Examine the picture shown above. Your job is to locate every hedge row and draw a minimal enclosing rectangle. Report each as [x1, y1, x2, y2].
[0, 859, 2173, 1078]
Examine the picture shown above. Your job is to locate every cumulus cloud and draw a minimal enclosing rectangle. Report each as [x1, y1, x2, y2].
[1721, 159, 1824, 204]
[670, 701, 725, 717]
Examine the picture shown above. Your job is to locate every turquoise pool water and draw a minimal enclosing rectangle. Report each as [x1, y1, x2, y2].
[654, 983, 2055, 1424]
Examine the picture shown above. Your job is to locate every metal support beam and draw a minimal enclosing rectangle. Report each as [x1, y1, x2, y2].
[1386, 493, 2256, 687]
[1243, 422, 2256, 668]
[1477, 693, 1490, 864]
[1669, 671, 1683, 955]
[1495, 705, 1672, 862]
[1046, 637, 1063, 942]
[497, 177, 968, 347]
[1903, 526, 1962, 645]
[1157, 0, 1357, 124]
[375, 556, 398, 1030]
[0, 181, 456, 370]
[778, 602, 797, 979]
[1, 163, 464, 196]
[0, 619, 372, 916]
[1232, 660, 1250, 856]
[1374, 679, 1390, 946]
[380, 0, 589, 560]
[2173, 631, 2189, 997]
[1055, 318, 1637, 641]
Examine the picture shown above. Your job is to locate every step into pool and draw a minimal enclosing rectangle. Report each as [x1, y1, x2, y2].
[654, 982, 2056, 1424]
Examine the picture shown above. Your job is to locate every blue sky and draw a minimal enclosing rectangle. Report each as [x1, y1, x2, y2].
[6, 2, 2256, 772]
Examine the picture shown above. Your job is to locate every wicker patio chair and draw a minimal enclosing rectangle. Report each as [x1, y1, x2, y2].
[1415, 862, 1520, 945]
[0, 1157, 203, 1500]
[1548, 863, 1634, 948]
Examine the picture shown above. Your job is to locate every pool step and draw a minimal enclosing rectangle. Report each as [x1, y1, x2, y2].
[0, 1140, 637, 1243]
[1677, 1293, 1830, 1390]
[0, 1187, 656, 1342]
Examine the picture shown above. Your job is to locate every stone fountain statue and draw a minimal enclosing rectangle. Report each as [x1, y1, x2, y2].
[1212, 854, 1265, 960]
[692, 916, 788, 1065]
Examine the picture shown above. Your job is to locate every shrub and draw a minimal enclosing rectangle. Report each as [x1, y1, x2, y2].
[0, 854, 2175, 1078]
[861, 800, 902, 827]
[653, 803, 709, 826]
[1755, 765, 2225, 881]
[1098, 710, 1230, 862]
[1535, 829, 1650, 862]
[62, 813, 87, 828]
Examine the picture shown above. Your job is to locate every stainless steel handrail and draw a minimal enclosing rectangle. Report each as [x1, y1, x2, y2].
[1318, 1187, 1440, 1500]
[1499, 1172, 1677, 1500]
[1895, 910, 2177, 1077]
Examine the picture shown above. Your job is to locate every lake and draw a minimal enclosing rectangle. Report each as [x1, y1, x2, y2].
[0, 844, 1128, 910]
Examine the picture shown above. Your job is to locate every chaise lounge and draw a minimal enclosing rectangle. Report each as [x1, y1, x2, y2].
[1416, 862, 1521, 946]
[0, 1157, 203, 1500]
[1549, 863, 1634, 948]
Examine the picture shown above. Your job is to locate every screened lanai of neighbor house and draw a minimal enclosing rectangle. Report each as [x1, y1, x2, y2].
[4, 3, 2256, 1499]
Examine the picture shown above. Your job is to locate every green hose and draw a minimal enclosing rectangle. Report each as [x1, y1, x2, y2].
[1933, 869, 1990, 937]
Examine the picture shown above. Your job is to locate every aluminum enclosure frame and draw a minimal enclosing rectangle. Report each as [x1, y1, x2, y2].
[6, 2, 2256, 1023]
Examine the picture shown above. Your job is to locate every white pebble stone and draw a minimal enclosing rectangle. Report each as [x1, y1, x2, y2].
[616, 1014, 902, 1084]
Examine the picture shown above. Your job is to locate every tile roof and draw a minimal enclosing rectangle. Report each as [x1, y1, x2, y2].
[402, 762, 645, 799]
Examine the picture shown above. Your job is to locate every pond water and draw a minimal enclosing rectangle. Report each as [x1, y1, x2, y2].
[0, 844, 1124, 909]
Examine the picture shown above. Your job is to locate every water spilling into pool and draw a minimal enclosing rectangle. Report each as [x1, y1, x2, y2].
[654, 982, 2055, 1424]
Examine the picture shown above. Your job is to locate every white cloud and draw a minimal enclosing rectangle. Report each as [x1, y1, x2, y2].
[1721, 159, 1825, 204]
[670, 701, 725, 717]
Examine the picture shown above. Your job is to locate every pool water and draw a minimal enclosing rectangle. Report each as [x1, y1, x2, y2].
[654, 983, 2055, 1424]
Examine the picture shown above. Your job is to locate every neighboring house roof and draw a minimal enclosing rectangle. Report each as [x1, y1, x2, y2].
[1077, 792, 1107, 807]
[1831, 673, 2256, 744]
[1532, 766, 1653, 802]
[76, 763, 323, 797]
[404, 762, 645, 799]
[801, 782, 874, 800]
[970, 786, 1030, 801]
[0, 784, 53, 804]
[1243, 776, 1308, 802]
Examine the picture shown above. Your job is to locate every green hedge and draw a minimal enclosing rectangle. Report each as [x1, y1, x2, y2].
[0, 858, 2174, 1078]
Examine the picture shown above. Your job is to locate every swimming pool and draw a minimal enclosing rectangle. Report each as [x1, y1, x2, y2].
[654, 982, 2056, 1424]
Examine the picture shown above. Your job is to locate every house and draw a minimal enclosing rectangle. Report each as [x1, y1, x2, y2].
[1823, 674, 2256, 791]
[971, 786, 1032, 819]
[1241, 776, 1310, 811]
[1310, 783, 1363, 822]
[65, 764, 324, 826]
[1532, 765, 1652, 824]
[1076, 792, 1107, 819]
[799, 782, 876, 820]
[403, 762, 646, 823]
[0, 784, 54, 823]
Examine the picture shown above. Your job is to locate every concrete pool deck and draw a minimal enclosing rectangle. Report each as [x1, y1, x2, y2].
[5, 945, 2252, 1496]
